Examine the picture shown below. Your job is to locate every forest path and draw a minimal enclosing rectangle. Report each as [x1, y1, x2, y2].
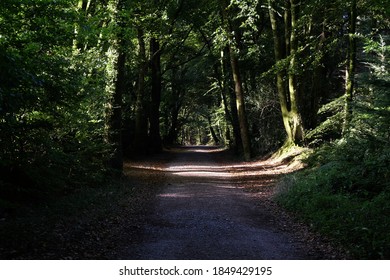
[119, 146, 338, 260]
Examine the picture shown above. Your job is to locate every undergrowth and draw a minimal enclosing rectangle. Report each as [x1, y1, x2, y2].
[277, 35, 390, 259]
[276, 138, 390, 259]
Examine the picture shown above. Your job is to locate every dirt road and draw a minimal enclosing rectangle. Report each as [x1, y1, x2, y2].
[119, 146, 343, 260]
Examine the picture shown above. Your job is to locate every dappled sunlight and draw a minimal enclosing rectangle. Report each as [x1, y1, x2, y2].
[214, 185, 241, 189]
[125, 161, 295, 178]
[157, 193, 193, 198]
[125, 162, 296, 180]
[171, 171, 232, 178]
[166, 160, 297, 180]
[124, 164, 167, 172]
[125, 146, 297, 187]
[166, 146, 227, 153]
[156, 182, 250, 199]
[166, 165, 228, 171]
[121, 146, 304, 220]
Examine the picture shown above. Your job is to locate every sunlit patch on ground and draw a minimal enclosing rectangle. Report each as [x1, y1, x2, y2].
[125, 148, 301, 182]
[124, 146, 304, 202]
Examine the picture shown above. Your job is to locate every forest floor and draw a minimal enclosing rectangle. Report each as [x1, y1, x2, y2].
[0, 146, 349, 259]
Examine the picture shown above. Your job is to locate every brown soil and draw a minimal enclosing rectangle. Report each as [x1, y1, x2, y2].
[118, 146, 348, 260]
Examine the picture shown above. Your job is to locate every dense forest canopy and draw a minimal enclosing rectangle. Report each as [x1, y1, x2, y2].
[0, 0, 389, 258]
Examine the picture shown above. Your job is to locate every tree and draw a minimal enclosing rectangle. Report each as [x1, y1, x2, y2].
[133, 23, 149, 154]
[0, 0, 117, 197]
[342, 0, 357, 135]
[149, 37, 163, 152]
[219, 0, 252, 160]
[268, 0, 305, 146]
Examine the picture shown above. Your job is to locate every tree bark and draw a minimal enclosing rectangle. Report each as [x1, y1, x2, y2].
[229, 49, 251, 160]
[268, 0, 304, 146]
[284, 0, 291, 58]
[149, 37, 163, 153]
[343, 0, 357, 136]
[216, 63, 233, 146]
[287, 0, 305, 144]
[107, 0, 128, 172]
[133, 27, 149, 153]
[108, 51, 124, 172]
[220, 48, 240, 149]
[220, 0, 251, 160]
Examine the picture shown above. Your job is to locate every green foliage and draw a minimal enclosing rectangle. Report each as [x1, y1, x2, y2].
[277, 158, 390, 259]
[246, 78, 285, 154]
[277, 31, 390, 259]
[1, 0, 389, 259]
[0, 0, 115, 204]
[306, 98, 345, 145]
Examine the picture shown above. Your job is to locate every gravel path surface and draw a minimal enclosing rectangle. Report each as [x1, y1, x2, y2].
[120, 146, 345, 260]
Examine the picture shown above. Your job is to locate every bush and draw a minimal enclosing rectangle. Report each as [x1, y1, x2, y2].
[277, 138, 390, 259]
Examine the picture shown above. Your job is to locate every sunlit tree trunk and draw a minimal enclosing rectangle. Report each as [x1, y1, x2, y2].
[73, 0, 94, 51]
[343, 0, 357, 136]
[268, 0, 304, 146]
[220, 0, 251, 160]
[229, 48, 252, 160]
[73, 1, 83, 51]
[287, 0, 305, 144]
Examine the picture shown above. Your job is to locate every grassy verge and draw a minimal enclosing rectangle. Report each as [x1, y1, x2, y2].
[275, 140, 390, 259]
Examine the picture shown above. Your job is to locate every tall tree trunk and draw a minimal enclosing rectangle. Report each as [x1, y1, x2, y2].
[107, 0, 128, 172]
[221, 48, 241, 151]
[229, 83, 243, 152]
[268, 0, 304, 146]
[218, 48, 239, 149]
[108, 51, 125, 172]
[343, 0, 357, 136]
[215, 61, 233, 147]
[133, 27, 149, 153]
[269, 0, 291, 141]
[149, 37, 162, 153]
[229, 49, 251, 160]
[307, 31, 327, 130]
[220, 0, 251, 160]
[287, 0, 305, 144]
[284, 0, 291, 58]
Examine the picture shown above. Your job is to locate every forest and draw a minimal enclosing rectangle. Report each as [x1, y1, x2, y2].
[0, 0, 389, 259]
